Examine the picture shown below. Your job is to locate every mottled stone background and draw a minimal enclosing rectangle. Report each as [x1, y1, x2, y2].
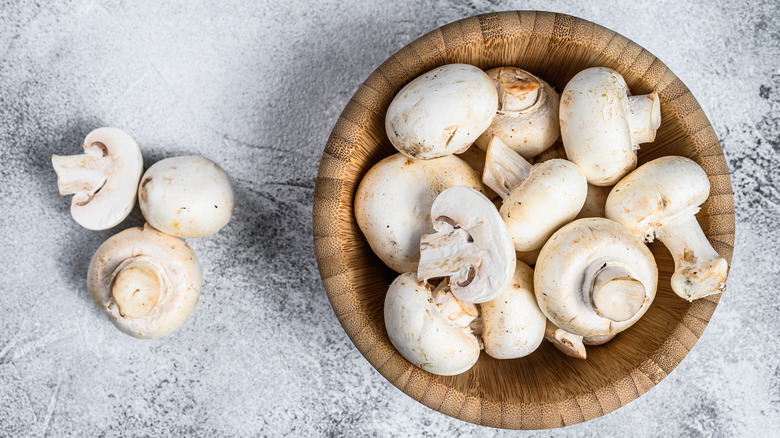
[1, 0, 778, 436]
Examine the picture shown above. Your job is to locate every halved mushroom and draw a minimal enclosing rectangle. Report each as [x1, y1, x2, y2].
[560, 67, 661, 186]
[605, 156, 728, 301]
[385, 64, 498, 159]
[88, 224, 201, 338]
[544, 320, 586, 359]
[138, 156, 234, 238]
[417, 186, 515, 304]
[51, 127, 143, 230]
[535, 218, 658, 337]
[384, 273, 480, 376]
[355, 154, 486, 273]
[474, 67, 560, 159]
[481, 261, 546, 359]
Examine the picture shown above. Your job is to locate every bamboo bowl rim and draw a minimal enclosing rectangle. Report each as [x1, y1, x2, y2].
[313, 11, 735, 429]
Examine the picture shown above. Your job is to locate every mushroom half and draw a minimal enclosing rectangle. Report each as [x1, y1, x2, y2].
[88, 224, 202, 338]
[51, 127, 143, 230]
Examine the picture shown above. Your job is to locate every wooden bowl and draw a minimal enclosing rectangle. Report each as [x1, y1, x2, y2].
[313, 11, 734, 429]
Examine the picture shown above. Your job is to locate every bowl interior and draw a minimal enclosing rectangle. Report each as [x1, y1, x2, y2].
[313, 11, 735, 429]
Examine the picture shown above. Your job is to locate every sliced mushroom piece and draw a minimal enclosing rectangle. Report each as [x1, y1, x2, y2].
[385, 64, 498, 159]
[605, 156, 728, 301]
[384, 273, 480, 376]
[88, 224, 201, 338]
[544, 320, 586, 359]
[474, 67, 560, 159]
[560, 67, 661, 186]
[481, 261, 546, 359]
[417, 186, 515, 304]
[51, 127, 143, 230]
[482, 136, 533, 200]
[355, 154, 486, 273]
[535, 218, 658, 337]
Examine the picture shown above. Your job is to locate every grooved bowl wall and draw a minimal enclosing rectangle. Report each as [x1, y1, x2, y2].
[313, 11, 734, 429]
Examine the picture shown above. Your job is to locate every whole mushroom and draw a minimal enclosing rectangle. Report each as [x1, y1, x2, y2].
[88, 224, 201, 338]
[605, 156, 728, 301]
[560, 67, 661, 186]
[51, 127, 143, 230]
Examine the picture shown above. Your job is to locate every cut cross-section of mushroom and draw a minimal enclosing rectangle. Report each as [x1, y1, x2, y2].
[51, 127, 143, 230]
[605, 156, 728, 301]
[482, 136, 533, 200]
[417, 186, 515, 304]
[544, 320, 586, 359]
[88, 224, 202, 338]
[535, 218, 658, 337]
[384, 273, 480, 376]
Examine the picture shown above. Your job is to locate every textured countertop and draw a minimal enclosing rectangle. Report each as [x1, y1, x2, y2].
[1, 0, 778, 436]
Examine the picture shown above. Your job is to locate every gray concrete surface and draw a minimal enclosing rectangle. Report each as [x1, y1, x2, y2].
[1, 0, 778, 436]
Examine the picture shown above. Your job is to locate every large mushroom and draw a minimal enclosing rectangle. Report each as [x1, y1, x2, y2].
[355, 154, 486, 273]
[535, 218, 658, 337]
[605, 156, 728, 301]
[385, 64, 498, 159]
[88, 224, 201, 338]
[51, 127, 143, 230]
[560, 67, 661, 186]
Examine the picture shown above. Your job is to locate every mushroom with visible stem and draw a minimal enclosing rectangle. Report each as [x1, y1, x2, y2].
[605, 156, 728, 301]
[385, 64, 498, 160]
[384, 273, 480, 376]
[544, 320, 586, 359]
[355, 154, 486, 273]
[88, 224, 202, 338]
[559, 67, 661, 186]
[51, 127, 143, 230]
[535, 218, 658, 337]
[417, 186, 515, 304]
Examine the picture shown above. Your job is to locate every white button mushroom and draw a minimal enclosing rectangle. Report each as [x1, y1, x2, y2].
[544, 320, 587, 360]
[384, 273, 480, 376]
[535, 218, 658, 337]
[474, 67, 560, 159]
[138, 156, 234, 238]
[51, 127, 143, 230]
[481, 261, 546, 359]
[354, 153, 486, 273]
[560, 67, 661, 186]
[605, 156, 729, 301]
[385, 64, 498, 159]
[583, 333, 617, 346]
[575, 184, 614, 220]
[417, 186, 515, 304]
[88, 224, 202, 338]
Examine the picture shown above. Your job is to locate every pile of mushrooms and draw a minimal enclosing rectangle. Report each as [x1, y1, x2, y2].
[354, 64, 729, 375]
[53, 128, 234, 338]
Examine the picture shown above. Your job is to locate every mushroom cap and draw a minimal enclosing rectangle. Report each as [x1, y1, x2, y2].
[385, 64, 498, 159]
[354, 153, 485, 273]
[535, 218, 658, 337]
[500, 159, 588, 251]
[384, 273, 480, 376]
[52, 127, 143, 230]
[139, 156, 234, 238]
[481, 261, 546, 359]
[88, 224, 202, 338]
[605, 156, 710, 239]
[559, 67, 636, 186]
[475, 67, 561, 158]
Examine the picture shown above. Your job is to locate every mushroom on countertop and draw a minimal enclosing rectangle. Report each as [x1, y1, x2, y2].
[51, 127, 143, 230]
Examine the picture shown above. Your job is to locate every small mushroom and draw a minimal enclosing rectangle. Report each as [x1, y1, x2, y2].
[417, 186, 515, 304]
[605, 156, 728, 301]
[385, 64, 498, 159]
[575, 184, 613, 219]
[355, 154, 486, 273]
[384, 273, 480, 376]
[544, 320, 586, 359]
[535, 218, 658, 337]
[139, 156, 234, 238]
[51, 127, 143, 230]
[481, 261, 546, 359]
[88, 224, 201, 338]
[560, 67, 661, 186]
[475, 67, 560, 159]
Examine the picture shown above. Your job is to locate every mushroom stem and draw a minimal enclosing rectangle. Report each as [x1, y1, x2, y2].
[590, 265, 646, 322]
[433, 289, 478, 327]
[110, 256, 167, 318]
[628, 92, 661, 146]
[51, 151, 112, 198]
[544, 320, 586, 359]
[495, 68, 541, 112]
[654, 215, 728, 301]
[417, 227, 485, 286]
[482, 136, 533, 199]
